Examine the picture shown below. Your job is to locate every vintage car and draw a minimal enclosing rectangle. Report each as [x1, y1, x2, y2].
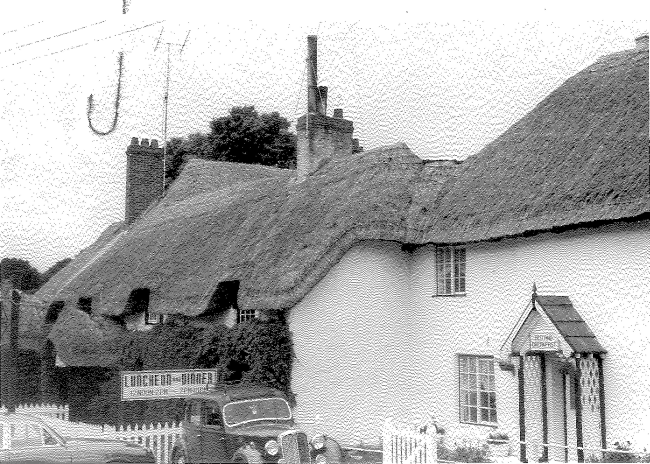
[0, 412, 155, 463]
[172, 384, 344, 464]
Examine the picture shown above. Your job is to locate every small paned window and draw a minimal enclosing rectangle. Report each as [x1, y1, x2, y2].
[459, 355, 497, 425]
[238, 309, 256, 323]
[436, 246, 465, 295]
[145, 309, 164, 325]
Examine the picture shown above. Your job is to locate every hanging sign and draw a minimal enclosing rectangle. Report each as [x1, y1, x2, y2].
[121, 368, 219, 401]
[529, 333, 559, 351]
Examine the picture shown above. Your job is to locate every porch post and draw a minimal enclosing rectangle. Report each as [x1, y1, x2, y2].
[574, 354, 584, 463]
[540, 354, 549, 462]
[518, 354, 527, 462]
[597, 354, 607, 452]
[562, 374, 568, 462]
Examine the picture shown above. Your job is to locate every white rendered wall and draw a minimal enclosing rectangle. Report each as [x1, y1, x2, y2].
[288, 220, 650, 451]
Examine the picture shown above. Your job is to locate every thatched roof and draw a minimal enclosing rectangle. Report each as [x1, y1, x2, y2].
[46, 44, 648, 326]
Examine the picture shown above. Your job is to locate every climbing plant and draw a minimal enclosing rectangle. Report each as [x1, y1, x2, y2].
[70, 316, 294, 425]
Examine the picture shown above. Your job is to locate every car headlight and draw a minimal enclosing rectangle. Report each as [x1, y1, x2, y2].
[265, 439, 280, 455]
[315, 454, 327, 464]
[311, 434, 326, 450]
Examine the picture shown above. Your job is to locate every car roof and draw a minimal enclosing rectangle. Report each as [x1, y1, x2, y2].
[187, 384, 287, 404]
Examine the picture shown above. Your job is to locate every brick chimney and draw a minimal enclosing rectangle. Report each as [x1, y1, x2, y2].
[125, 137, 164, 224]
[296, 35, 355, 182]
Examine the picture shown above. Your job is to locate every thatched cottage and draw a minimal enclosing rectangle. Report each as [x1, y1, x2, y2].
[18, 34, 650, 462]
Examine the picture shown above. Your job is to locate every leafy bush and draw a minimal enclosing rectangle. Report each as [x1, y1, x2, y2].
[602, 441, 650, 463]
[437, 441, 490, 463]
[487, 430, 510, 441]
[60, 316, 294, 425]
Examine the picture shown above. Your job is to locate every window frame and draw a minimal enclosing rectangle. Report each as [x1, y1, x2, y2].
[458, 354, 498, 426]
[436, 245, 466, 296]
[145, 309, 166, 325]
[237, 309, 256, 324]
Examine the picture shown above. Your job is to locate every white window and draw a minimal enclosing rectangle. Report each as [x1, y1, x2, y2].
[238, 309, 256, 323]
[436, 246, 465, 295]
[459, 355, 497, 425]
[145, 311, 166, 325]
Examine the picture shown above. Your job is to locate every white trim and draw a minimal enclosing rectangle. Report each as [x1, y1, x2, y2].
[222, 397, 292, 427]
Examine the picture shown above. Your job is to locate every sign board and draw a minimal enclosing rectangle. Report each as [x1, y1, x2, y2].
[121, 368, 219, 401]
[529, 333, 559, 351]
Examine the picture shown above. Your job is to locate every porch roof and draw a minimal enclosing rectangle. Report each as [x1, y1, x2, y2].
[535, 295, 606, 354]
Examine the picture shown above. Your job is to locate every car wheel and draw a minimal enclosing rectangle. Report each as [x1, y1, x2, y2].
[324, 437, 344, 464]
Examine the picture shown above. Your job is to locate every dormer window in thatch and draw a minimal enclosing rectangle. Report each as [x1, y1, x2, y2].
[436, 245, 466, 296]
[77, 297, 92, 315]
[203, 281, 240, 326]
[124, 288, 163, 328]
[45, 301, 65, 324]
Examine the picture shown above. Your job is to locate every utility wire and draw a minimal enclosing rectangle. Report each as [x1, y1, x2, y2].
[1, 20, 44, 36]
[0, 20, 107, 55]
[0, 20, 164, 70]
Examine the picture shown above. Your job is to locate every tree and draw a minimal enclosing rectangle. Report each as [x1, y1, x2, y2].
[40, 258, 72, 287]
[165, 106, 296, 184]
[165, 133, 210, 183]
[0, 258, 41, 293]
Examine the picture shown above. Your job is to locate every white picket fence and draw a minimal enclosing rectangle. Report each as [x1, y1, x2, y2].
[2, 403, 181, 464]
[383, 419, 437, 464]
[0, 403, 69, 420]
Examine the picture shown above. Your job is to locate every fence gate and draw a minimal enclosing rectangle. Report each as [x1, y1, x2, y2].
[382, 419, 437, 464]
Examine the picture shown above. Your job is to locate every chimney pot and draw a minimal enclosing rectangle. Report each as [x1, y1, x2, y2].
[307, 36, 319, 114]
[125, 137, 164, 224]
[636, 33, 649, 50]
[333, 109, 343, 118]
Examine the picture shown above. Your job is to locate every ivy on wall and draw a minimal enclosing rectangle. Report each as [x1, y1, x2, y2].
[67, 316, 295, 425]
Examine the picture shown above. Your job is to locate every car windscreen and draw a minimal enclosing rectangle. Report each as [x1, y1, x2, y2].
[222, 398, 291, 426]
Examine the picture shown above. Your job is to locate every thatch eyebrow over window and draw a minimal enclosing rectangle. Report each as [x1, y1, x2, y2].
[436, 245, 466, 295]
[123, 288, 162, 325]
[203, 280, 240, 318]
[45, 301, 64, 324]
[77, 297, 92, 315]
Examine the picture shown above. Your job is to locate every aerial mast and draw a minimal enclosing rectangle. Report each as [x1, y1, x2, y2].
[154, 28, 190, 182]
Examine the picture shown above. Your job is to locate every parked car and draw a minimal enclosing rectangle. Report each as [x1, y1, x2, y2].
[172, 384, 344, 464]
[0, 412, 155, 463]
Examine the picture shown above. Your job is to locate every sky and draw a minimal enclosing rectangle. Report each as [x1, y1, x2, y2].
[0, 1, 647, 272]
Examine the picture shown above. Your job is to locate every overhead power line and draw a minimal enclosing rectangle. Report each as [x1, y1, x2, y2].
[0, 20, 165, 70]
[0, 20, 107, 55]
[1, 21, 44, 37]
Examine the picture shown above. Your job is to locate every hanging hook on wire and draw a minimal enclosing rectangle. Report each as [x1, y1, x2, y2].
[87, 51, 124, 136]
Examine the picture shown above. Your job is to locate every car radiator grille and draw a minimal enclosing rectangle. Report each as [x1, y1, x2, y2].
[280, 431, 311, 464]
